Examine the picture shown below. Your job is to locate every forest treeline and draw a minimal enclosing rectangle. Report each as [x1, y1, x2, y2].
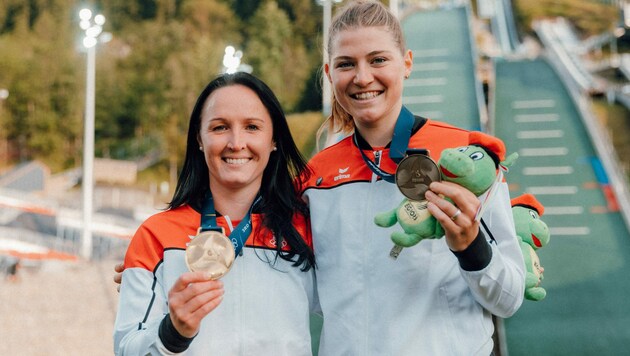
[0, 0, 326, 173]
[0, 0, 619, 175]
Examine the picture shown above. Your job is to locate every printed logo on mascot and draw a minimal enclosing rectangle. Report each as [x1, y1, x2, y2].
[403, 202, 419, 222]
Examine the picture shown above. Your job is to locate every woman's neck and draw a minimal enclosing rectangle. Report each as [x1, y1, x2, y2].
[357, 124, 394, 148]
[355, 111, 399, 148]
[209, 183, 260, 220]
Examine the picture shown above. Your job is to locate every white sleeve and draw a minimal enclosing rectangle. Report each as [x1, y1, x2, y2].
[113, 267, 180, 355]
[460, 182, 526, 318]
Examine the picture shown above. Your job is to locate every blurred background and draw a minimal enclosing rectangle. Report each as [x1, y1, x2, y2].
[0, 0, 629, 355]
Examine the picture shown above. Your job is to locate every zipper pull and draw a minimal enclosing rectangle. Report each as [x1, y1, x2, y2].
[374, 150, 381, 165]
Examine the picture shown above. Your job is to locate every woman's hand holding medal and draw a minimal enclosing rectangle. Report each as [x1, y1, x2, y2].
[170, 226, 235, 338]
[425, 181, 480, 252]
[167, 271, 225, 338]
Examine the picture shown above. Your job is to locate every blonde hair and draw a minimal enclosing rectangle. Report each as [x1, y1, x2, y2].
[317, 0, 406, 149]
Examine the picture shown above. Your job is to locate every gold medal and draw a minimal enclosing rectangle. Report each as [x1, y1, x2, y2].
[185, 230, 235, 280]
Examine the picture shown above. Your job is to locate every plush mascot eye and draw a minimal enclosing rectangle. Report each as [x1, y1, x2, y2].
[457, 146, 468, 152]
[469, 152, 484, 161]
[529, 210, 538, 219]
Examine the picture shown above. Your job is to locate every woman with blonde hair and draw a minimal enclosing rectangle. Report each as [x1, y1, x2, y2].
[301, 1, 525, 354]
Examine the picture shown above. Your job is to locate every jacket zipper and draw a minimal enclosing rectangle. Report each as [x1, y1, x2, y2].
[373, 150, 382, 182]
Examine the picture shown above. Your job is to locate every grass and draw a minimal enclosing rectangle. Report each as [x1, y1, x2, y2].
[513, 0, 618, 38]
[286, 111, 326, 158]
[592, 97, 630, 179]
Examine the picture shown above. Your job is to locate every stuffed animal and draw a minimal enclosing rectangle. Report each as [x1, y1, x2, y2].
[511, 193, 550, 301]
[374, 131, 518, 251]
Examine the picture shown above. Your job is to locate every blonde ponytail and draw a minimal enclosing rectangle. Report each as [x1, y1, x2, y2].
[315, 93, 355, 151]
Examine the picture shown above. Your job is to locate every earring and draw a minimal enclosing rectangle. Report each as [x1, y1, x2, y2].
[199, 146, 203, 151]
[404, 74, 410, 79]
[272, 146, 277, 151]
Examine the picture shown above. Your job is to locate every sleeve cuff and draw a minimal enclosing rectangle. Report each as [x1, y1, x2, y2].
[158, 314, 196, 353]
[451, 230, 492, 271]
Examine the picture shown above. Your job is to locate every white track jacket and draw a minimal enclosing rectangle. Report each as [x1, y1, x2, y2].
[302, 117, 525, 356]
[114, 206, 316, 355]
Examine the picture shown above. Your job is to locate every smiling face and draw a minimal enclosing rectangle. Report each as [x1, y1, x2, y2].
[325, 26, 412, 136]
[198, 84, 275, 193]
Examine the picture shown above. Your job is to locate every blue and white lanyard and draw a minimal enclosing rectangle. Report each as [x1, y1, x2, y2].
[200, 193, 262, 257]
[354, 105, 415, 183]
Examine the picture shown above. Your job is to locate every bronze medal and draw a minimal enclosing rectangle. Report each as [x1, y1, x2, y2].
[395, 154, 441, 201]
[185, 230, 235, 279]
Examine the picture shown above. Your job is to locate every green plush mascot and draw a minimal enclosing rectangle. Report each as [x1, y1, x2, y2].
[374, 131, 518, 252]
[511, 193, 550, 301]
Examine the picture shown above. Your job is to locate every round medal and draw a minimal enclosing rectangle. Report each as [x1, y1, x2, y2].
[185, 230, 235, 279]
[395, 154, 441, 201]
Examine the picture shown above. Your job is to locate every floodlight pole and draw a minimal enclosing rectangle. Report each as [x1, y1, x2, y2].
[390, 0, 398, 18]
[322, 0, 333, 116]
[81, 44, 95, 260]
[78, 8, 106, 260]
[0, 89, 8, 163]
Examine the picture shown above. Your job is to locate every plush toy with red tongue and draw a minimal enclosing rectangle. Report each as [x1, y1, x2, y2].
[511, 193, 551, 301]
[375, 131, 518, 250]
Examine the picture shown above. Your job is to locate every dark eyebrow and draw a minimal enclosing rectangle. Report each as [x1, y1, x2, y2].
[244, 117, 266, 123]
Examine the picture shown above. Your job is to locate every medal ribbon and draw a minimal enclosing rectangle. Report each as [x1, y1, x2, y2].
[474, 165, 507, 221]
[200, 193, 262, 257]
[354, 105, 415, 183]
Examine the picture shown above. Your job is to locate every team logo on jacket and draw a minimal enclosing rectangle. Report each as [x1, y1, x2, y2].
[269, 235, 288, 248]
[334, 167, 351, 181]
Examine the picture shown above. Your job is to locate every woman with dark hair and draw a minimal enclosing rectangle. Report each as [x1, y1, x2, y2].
[114, 72, 316, 355]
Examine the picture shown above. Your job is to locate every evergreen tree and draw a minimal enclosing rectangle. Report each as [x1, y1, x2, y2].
[244, 0, 311, 112]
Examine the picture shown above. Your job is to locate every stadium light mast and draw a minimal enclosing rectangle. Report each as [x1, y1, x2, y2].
[0, 88, 8, 162]
[317, 0, 342, 116]
[390, 0, 398, 18]
[222, 45, 252, 74]
[78, 8, 108, 260]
